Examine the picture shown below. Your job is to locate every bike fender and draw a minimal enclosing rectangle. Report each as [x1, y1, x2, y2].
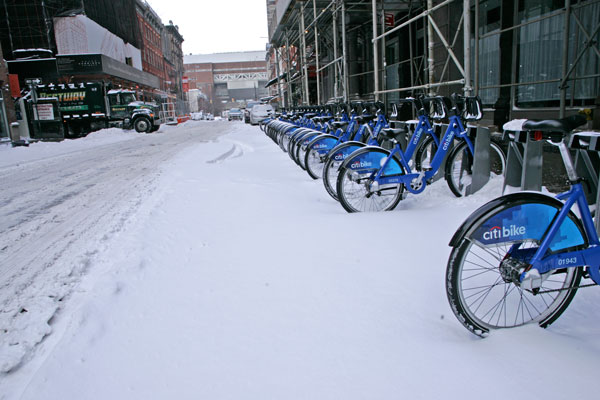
[448, 192, 587, 248]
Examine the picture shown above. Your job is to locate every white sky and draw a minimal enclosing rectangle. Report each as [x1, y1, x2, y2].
[147, 0, 269, 55]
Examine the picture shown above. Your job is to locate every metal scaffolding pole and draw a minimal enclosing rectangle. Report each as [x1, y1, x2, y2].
[285, 31, 292, 108]
[313, 0, 321, 105]
[333, 2, 339, 99]
[300, 3, 310, 105]
[560, 0, 572, 118]
[372, 0, 380, 100]
[409, 16, 415, 91]
[275, 46, 283, 107]
[381, 6, 386, 106]
[427, 0, 435, 94]
[474, 0, 480, 95]
[463, 0, 472, 95]
[342, 1, 349, 102]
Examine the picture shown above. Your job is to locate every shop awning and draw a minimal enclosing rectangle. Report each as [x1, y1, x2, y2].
[264, 72, 288, 88]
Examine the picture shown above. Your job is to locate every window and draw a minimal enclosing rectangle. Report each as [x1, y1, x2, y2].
[475, 0, 501, 105]
[516, 0, 600, 106]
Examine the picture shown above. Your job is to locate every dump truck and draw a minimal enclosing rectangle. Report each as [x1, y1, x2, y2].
[35, 82, 163, 136]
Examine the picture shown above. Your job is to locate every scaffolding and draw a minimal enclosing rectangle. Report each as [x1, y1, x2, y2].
[0, 0, 141, 60]
[267, 0, 600, 127]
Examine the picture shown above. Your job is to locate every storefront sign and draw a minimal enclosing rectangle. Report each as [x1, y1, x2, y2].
[34, 103, 55, 121]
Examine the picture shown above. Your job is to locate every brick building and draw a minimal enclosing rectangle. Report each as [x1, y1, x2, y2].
[163, 23, 185, 114]
[136, 0, 165, 98]
[184, 51, 268, 115]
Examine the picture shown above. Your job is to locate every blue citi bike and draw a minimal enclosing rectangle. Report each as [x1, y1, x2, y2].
[320, 102, 404, 201]
[446, 114, 599, 336]
[335, 95, 506, 213]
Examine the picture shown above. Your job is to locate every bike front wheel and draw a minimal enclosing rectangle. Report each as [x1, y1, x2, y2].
[305, 135, 340, 180]
[336, 147, 405, 213]
[446, 193, 585, 336]
[414, 135, 438, 171]
[445, 140, 506, 197]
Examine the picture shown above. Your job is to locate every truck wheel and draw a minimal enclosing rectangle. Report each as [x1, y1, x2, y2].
[134, 117, 151, 133]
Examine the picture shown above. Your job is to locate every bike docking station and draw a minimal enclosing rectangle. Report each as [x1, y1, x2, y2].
[418, 122, 495, 196]
[466, 124, 493, 195]
[502, 119, 600, 232]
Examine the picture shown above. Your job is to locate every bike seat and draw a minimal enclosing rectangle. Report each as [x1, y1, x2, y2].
[381, 127, 405, 138]
[331, 121, 348, 129]
[355, 114, 375, 124]
[304, 113, 317, 119]
[522, 115, 587, 133]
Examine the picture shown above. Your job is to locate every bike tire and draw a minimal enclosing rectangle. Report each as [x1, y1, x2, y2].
[322, 142, 367, 201]
[336, 147, 405, 213]
[446, 193, 585, 337]
[414, 135, 438, 171]
[297, 132, 321, 170]
[445, 140, 506, 197]
[305, 134, 338, 180]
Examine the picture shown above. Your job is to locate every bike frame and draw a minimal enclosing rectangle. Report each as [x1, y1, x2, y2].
[371, 113, 471, 193]
[514, 182, 600, 285]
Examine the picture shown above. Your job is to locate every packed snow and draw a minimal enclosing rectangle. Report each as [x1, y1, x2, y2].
[0, 121, 598, 399]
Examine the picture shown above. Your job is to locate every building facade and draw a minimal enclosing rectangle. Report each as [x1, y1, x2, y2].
[267, 0, 600, 128]
[164, 23, 186, 114]
[0, 0, 186, 120]
[184, 51, 269, 115]
[136, 0, 166, 98]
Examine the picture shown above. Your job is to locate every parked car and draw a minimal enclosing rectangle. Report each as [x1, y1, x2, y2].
[228, 108, 243, 121]
[244, 101, 261, 123]
[250, 104, 275, 125]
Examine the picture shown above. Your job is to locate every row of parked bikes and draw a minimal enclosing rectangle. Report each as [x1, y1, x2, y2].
[257, 95, 598, 337]
[262, 95, 506, 213]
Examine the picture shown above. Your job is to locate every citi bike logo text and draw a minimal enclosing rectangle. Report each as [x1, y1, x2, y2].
[351, 160, 372, 169]
[483, 225, 526, 240]
[334, 153, 347, 161]
[412, 129, 423, 145]
[442, 132, 455, 151]
[314, 143, 328, 149]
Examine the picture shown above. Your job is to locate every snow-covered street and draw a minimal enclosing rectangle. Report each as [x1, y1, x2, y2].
[1, 121, 599, 399]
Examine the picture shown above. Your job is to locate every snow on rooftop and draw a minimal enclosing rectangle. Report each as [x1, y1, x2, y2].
[184, 51, 267, 65]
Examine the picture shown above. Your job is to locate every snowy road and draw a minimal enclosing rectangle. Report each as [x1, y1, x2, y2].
[0, 122, 230, 375]
[1, 121, 599, 399]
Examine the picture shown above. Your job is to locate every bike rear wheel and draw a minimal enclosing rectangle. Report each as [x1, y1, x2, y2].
[446, 194, 585, 336]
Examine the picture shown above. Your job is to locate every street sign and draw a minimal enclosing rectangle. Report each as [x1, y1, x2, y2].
[384, 12, 395, 28]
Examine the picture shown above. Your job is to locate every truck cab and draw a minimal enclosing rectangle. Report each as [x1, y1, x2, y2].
[106, 89, 162, 132]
